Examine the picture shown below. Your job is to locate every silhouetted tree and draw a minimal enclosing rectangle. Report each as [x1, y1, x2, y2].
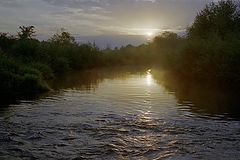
[152, 31, 182, 50]
[161, 31, 178, 40]
[0, 32, 8, 38]
[49, 29, 75, 44]
[18, 26, 36, 40]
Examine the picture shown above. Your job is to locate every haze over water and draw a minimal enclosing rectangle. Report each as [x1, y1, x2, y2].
[1, 68, 240, 159]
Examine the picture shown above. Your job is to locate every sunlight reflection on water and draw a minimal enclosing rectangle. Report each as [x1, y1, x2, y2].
[0, 68, 240, 159]
[146, 69, 153, 86]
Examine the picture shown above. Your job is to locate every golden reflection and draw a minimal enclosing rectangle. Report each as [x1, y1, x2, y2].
[146, 69, 153, 86]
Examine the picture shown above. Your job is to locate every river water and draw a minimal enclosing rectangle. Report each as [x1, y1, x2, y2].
[0, 68, 240, 159]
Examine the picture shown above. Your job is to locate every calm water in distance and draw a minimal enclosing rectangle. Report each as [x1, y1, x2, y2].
[0, 68, 240, 159]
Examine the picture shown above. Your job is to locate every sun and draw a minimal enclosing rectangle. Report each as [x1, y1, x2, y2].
[146, 32, 154, 37]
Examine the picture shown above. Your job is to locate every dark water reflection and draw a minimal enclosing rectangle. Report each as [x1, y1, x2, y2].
[0, 68, 240, 159]
[152, 70, 240, 119]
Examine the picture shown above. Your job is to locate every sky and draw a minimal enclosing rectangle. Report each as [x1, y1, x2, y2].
[0, 0, 216, 47]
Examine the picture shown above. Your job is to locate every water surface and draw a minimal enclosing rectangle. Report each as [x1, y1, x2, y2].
[0, 68, 240, 159]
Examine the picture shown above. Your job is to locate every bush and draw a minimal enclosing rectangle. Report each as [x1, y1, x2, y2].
[29, 62, 55, 80]
[11, 39, 39, 59]
[0, 53, 49, 93]
[19, 74, 49, 92]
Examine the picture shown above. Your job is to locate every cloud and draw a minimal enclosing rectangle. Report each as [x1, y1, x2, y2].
[0, 0, 23, 8]
[0, 0, 218, 37]
[135, 0, 156, 2]
[42, 0, 108, 9]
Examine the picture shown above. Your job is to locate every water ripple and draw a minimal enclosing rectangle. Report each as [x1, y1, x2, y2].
[0, 71, 240, 159]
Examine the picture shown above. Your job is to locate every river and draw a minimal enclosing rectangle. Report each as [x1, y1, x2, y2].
[0, 68, 240, 159]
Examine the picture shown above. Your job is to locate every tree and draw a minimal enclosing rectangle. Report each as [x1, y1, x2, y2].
[160, 31, 178, 40]
[49, 29, 75, 44]
[18, 26, 36, 40]
[152, 31, 181, 50]
[0, 32, 16, 50]
[187, 0, 240, 39]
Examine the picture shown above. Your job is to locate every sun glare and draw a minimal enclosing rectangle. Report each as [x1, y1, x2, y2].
[146, 32, 154, 37]
[146, 69, 153, 86]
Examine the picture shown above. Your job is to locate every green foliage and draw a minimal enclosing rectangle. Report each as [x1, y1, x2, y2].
[0, 53, 49, 93]
[179, 37, 240, 80]
[0, 27, 111, 93]
[151, 0, 240, 82]
[19, 73, 49, 92]
[149, 32, 185, 68]
[0, 32, 16, 51]
[11, 39, 39, 59]
[187, 0, 240, 39]
[28, 62, 55, 80]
